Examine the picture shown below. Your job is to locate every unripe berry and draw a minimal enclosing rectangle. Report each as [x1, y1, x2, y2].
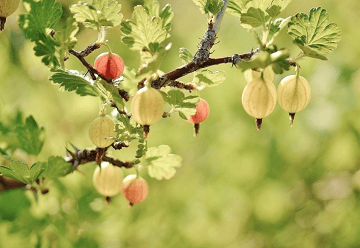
[131, 86, 164, 139]
[93, 162, 124, 197]
[244, 66, 275, 83]
[0, 0, 20, 31]
[122, 175, 149, 206]
[89, 115, 116, 148]
[277, 75, 311, 125]
[242, 77, 277, 130]
[94, 52, 125, 80]
[187, 98, 210, 124]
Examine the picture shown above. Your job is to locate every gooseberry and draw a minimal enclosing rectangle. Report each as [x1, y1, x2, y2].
[88, 115, 116, 148]
[277, 75, 311, 125]
[0, 0, 20, 31]
[130, 86, 165, 139]
[121, 174, 149, 206]
[93, 162, 124, 197]
[242, 77, 277, 130]
[94, 52, 125, 80]
[244, 66, 275, 84]
[187, 98, 210, 136]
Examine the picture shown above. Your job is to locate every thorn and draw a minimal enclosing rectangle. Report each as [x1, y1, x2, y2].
[65, 148, 76, 159]
[144, 125, 150, 140]
[289, 113, 296, 127]
[69, 142, 79, 152]
[256, 119, 263, 131]
[194, 123, 200, 137]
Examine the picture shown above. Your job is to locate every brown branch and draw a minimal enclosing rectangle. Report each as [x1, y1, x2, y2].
[0, 176, 26, 192]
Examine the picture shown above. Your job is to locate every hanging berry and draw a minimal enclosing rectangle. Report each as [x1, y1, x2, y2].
[94, 52, 125, 80]
[93, 162, 124, 198]
[121, 174, 149, 206]
[277, 75, 311, 125]
[187, 98, 210, 137]
[131, 86, 165, 139]
[242, 77, 277, 130]
[88, 115, 116, 148]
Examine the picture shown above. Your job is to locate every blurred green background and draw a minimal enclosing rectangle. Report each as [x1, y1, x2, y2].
[1, 0, 360, 247]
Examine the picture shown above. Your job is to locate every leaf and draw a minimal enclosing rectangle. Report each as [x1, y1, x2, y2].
[236, 50, 290, 72]
[42, 156, 73, 179]
[287, 7, 341, 60]
[268, 17, 290, 37]
[120, 4, 170, 52]
[98, 80, 125, 108]
[145, 145, 182, 180]
[15, 116, 45, 156]
[137, 43, 172, 77]
[160, 90, 200, 119]
[70, 0, 123, 29]
[179, 47, 193, 64]
[193, 0, 224, 15]
[266, 5, 281, 18]
[194, 70, 226, 88]
[0, 157, 46, 184]
[54, 18, 79, 56]
[121, 67, 140, 95]
[19, 0, 63, 68]
[49, 70, 99, 97]
[115, 115, 142, 143]
[240, 7, 269, 28]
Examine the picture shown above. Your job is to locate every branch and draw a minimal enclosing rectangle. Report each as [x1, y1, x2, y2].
[214, 0, 229, 34]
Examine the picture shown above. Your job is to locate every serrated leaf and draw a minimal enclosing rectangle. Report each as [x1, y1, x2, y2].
[54, 18, 79, 57]
[288, 7, 341, 60]
[194, 70, 226, 88]
[160, 90, 200, 119]
[15, 116, 45, 156]
[70, 0, 123, 30]
[0, 157, 46, 184]
[145, 145, 182, 180]
[19, 0, 63, 68]
[115, 115, 142, 143]
[120, 5, 169, 52]
[179, 47, 193, 64]
[240, 7, 269, 28]
[42, 156, 73, 179]
[49, 70, 99, 97]
[193, 0, 224, 15]
[268, 17, 290, 37]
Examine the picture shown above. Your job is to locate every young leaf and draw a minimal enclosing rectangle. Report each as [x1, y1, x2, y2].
[54, 18, 79, 59]
[160, 90, 200, 119]
[137, 43, 172, 77]
[194, 70, 226, 88]
[19, 0, 63, 68]
[70, 0, 123, 29]
[0, 157, 46, 185]
[240, 7, 269, 28]
[179, 47, 193, 64]
[145, 145, 182, 180]
[115, 115, 142, 143]
[193, 0, 224, 15]
[49, 70, 99, 97]
[287, 7, 341, 60]
[15, 116, 45, 156]
[42, 156, 73, 179]
[121, 4, 170, 51]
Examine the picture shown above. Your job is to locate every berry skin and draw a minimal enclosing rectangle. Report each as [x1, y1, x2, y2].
[244, 66, 274, 84]
[121, 175, 149, 206]
[187, 98, 210, 124]
[0, 0, 20, 31]
[242, 77, 277, 130]
[131, 86, 165, 126]
[277, 75, 311, 125]
[89, 115, 116, 148]
[94, 52, 125, 80]
[93, 162, 124, 197]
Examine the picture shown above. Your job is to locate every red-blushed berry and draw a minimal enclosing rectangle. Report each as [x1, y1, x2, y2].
[187, 98, 210, 124]
[94, 52, 125, 80]
[121, 175, 149, 206]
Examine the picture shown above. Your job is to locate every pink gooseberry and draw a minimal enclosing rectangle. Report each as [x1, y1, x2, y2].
[187, 98, 210, 124]
[94, 52, 125, 80]
[121, 175, 149, 206]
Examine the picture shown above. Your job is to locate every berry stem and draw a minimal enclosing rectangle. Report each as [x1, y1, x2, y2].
[0, 17, 6, 31]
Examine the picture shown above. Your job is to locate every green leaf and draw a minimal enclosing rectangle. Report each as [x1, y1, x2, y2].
[266, 5, 281, 18]
[240, 7, 269, 28]
[19, 0, 63, 68]
[287, 7, 341, 60]
[160, 90, 200, 119]
[15, 116, 45, 156]
[194, 70, 226, 88]
[268, 17, 290, 38]
[145, 145, 182, 180]
[179, 47, 193, 64]
[236, 50, 290, 72]
[115, 115, 142, 143]
[54, 18, 79, 57]
[49, 70, 99, 97]
[193, 0, 224, 15]
[120, 4, 170, 52]
[42, 156, 73, 179]
[98, 80, 125, 108]
[0, 157, 46, 184]
[70, 0, 123, 29]
[121, 67, 140, 95]
[137, 43, 172, 77]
